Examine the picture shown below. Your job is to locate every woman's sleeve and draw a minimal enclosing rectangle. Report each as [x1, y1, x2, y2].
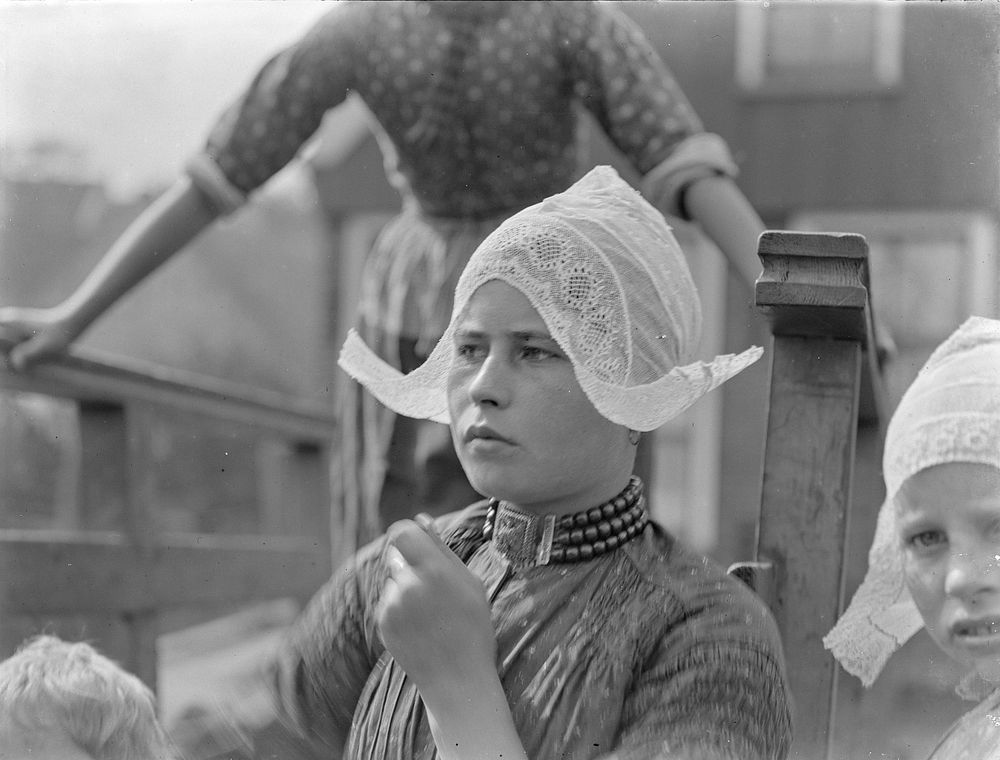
[269, 539, 387, 758]
[606, 591, 793, 760]
[561, 2, 739, 219]
[185, 3, 366, 215]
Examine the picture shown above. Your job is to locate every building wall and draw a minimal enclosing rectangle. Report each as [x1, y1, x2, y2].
[627, 2, 999, 214]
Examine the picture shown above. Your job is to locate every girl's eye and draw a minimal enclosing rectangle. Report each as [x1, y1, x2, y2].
[907, 530, 946, 552]
[987, 518, 1000, 540]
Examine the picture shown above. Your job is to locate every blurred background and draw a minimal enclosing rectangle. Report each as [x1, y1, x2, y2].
[2, 1, 998, 757]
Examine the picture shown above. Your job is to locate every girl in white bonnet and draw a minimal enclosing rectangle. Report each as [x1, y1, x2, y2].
[825, 316, 1000, 758]
[266, 166, 791, 760]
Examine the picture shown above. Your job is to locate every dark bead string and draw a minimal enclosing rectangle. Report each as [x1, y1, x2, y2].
[483, 476, 648, 564]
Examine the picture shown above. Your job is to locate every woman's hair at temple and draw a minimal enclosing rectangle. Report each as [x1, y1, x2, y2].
[0, 634, 174, 759]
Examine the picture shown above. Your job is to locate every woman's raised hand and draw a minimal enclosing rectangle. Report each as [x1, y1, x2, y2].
[377, 515, 497, 707]
[0, 306, 79, 371]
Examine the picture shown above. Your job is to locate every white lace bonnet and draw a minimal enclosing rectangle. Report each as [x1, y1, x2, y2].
[824, 316, 1000, 687]
[338, 165, 762, 431]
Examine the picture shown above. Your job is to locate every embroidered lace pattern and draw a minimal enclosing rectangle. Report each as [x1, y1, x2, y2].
[338, 166, 762, 432]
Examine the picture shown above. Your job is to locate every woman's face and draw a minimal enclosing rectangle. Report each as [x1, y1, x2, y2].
[897, 462, 1000, 681]
[446, 280, 635, 515]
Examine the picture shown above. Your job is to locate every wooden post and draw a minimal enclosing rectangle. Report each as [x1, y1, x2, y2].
[77, 400, 159, 690]
[752, 231, 873, 759]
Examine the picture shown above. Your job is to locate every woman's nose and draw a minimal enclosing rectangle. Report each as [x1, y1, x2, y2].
[468, 353, 511, 407]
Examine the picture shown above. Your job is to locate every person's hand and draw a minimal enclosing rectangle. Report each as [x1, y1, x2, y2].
[0, 306, 79, 370]
[377, 515, 497, 706]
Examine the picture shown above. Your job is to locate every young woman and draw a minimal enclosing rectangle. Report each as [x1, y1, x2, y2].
[825, 316, 1000, 758]
[268, 166, 791, 760]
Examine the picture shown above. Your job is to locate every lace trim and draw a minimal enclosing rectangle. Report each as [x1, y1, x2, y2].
[884, 414, 1000, 496]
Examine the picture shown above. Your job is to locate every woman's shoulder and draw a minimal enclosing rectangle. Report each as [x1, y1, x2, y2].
[623, 522, 779, 630]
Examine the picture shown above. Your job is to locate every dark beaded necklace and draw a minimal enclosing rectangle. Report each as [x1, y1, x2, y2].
[483, 476, 648, 567]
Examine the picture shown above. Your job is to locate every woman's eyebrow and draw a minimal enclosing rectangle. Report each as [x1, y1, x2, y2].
[454, 328, 554, 341]
[511, 330, 555, 341]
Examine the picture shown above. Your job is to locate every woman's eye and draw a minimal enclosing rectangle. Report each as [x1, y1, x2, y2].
[520, 344, 560, 362]
[521, 346, 550, 360]
[456, 343, 486, 361]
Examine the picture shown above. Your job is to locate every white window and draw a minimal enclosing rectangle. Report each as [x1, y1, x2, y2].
[737, 2, 903, 98]
[789, 210, 998, 400]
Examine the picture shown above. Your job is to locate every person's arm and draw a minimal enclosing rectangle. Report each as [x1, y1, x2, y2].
[0, 177, 218, 369]
[1, 5, 363, 371]
[269, 541, 389, 759]
[378, 517, 529, 760]
[682, 173, 766, 290]
[421, 668, 528, 760]
[563, 2, 764, 293]
[606, 584, 792, 760]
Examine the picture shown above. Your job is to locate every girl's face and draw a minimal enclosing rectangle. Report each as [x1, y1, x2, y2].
[446, 280, 635, 515]
[897, 462, 1000, 681]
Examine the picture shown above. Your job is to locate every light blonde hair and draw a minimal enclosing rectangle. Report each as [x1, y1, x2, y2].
[0, 635, 174, 760]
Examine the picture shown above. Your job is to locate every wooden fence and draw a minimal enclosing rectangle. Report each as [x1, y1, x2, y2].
[0, 337, 337, 689]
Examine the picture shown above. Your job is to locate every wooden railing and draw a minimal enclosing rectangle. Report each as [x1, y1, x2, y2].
[730, 231, 888, 759]
[0, 337, 337, 689]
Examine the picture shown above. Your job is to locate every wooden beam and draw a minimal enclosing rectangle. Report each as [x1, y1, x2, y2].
[0, 531, 331, 614]
[756, 230, 888, 425]
[0, 333, 336, 443]
[753, 230, 872, 759]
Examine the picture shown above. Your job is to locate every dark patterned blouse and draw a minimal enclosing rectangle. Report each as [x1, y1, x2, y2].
[186, 1, 733, 222]
[273, 504, 792, 760]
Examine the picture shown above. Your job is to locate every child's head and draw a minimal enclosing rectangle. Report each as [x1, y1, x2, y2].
[896, 461, 1000, 682]
[0, 635, 174, 760]
[826, 316, 1000, 690]
[339, 166, 762, 505]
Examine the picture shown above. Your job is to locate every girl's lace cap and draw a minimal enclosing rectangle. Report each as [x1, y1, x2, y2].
[338, 165, 762, 431]
[824, 316, 1000, 688]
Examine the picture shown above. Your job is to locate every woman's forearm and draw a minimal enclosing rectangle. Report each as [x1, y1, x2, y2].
[683, 174, 766, 293]
[423, 670, 529, 760]
[57, 176, 220, 339]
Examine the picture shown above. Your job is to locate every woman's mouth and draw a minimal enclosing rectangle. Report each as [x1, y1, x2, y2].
[464, 424, 515, 453]
[465, 425, 512, 445]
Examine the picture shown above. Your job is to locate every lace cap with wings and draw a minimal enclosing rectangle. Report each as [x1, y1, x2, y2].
[338, 165, 762, 431]
[824, 316, 1000, 688]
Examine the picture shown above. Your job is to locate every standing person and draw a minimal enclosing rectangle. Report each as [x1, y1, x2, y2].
[824, 316, 1000, 758]
[259, 166, 791, 760]
[0, 635, 177, 760]
[0, 1, 767, 550]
